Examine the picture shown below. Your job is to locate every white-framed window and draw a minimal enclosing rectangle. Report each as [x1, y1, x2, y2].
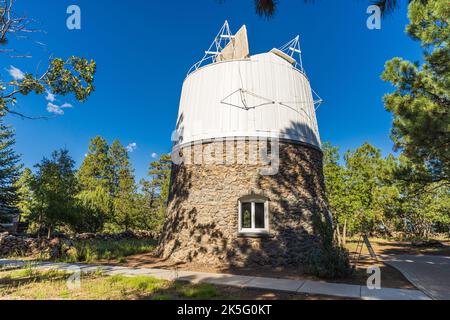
[238, 196, 269, 234]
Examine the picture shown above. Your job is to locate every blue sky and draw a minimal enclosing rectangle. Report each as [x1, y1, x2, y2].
[2, 0, 422, 181]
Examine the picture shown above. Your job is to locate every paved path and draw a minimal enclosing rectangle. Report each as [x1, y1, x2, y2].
[0, 259, 429, 300]
[383, 255, 450, 300]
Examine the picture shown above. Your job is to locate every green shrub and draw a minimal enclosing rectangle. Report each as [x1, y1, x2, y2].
[304, 244, 353, 279]
[306, 210, 354, 279]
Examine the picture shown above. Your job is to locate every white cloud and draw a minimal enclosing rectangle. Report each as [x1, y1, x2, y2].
[45, 91, 56, 102]
[47, 103, 64, 115]
[46, 102, 73, 115]
[61, 103, 73, 109]
[7, 65, 25, 80]
[126, 143, 138, 153]
[151, 152, 158, 159]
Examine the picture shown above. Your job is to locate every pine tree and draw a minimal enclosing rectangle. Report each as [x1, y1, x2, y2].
[139, 154, 171, 232]
[15, 168, 34, 221]
[30, 149, 78, 237]
[381, 0, 449, 185]
[78, 136, 114, 193]
[392, 155, 450, 237]
[109, 140, 136, 231]
[77, 136, 114, 231]
[0, 114, 22, 223]
[77, 137, 139, 232]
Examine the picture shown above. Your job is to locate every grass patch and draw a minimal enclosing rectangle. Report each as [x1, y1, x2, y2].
[177, 283, 218, 299]
[60, 238, 157, 263]
[151, 294, 172, 300]
[9, 268, 37, 279]
[108, 275, 166, 292]
[0, 269, 310, 300]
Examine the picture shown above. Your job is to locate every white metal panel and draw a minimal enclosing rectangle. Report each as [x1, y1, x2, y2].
[175, 52, 321, 148]
[217, 25, 250, 62]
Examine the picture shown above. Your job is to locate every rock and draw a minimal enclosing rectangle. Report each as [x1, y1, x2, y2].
[50, 237, 61, 247]
[0, 230, 157, 259]
[65, 246, 77, 257]
[73, 231, 157, 242]
[76, 233, 96, 240]
[49, 246, 60, 260]
[51, 231, 68, 239]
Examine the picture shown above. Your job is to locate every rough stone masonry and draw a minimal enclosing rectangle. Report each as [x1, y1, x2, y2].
[158, 140, 330, 268]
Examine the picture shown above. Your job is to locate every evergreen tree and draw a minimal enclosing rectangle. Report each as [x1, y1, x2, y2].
[0, 114, 22, 223]
[79, 136, 113, 193]
[77, 138, 139, 232]
[381, 0, 449, 185]
[392, 155, 450, 237]
[30, 149, 78, 237]
[15, 168, 34, 221]
[74, 187, 110, 233]
[109, 141, 135, 196]
[77, 136, 114, 231]
[139, 154, 172, 232]
[109, 140, 136, 231]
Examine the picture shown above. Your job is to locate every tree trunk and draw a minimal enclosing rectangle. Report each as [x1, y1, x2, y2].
[335, 223, 342, 246]
[343, 218, 347, 246]
[37, 209, 44, 240]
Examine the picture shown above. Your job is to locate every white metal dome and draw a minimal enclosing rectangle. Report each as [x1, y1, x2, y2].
[174, 22, 322, 149]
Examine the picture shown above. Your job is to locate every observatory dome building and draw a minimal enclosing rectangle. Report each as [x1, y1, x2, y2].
[159, 22, 331, 267]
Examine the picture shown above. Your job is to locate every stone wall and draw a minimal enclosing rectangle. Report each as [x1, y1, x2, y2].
[158, 140, 330, 267]
[0, 231, 157, 259]
[0, 232, 70, 259]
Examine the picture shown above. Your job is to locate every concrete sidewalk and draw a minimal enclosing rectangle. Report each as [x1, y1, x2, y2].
[0, 259, 430, 300]
[384, 255, 450, 300]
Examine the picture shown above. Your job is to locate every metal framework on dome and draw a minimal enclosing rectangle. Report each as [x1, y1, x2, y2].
[186, 22, 323, 109]
[278, 35, 304, 72]
[278, 36, 324, 109]
[312, 88, 324, 110]
[187, 21, 234, 75]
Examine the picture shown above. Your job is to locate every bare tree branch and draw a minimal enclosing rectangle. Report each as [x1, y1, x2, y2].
[2, 104, 50, 120]
[0, 0, 45, 58]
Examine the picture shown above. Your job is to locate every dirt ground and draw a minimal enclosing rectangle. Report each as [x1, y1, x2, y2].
[98, 238, 449, 290]
[198, 286, 357, 300]
[347, 238, 450, 257]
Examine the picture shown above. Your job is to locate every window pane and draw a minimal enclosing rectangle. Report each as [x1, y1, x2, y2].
[255, 203, 265, 229]
[241, 203, 252, 229]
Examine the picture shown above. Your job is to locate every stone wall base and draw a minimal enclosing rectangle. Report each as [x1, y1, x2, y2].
[158, 140, 329, 268]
